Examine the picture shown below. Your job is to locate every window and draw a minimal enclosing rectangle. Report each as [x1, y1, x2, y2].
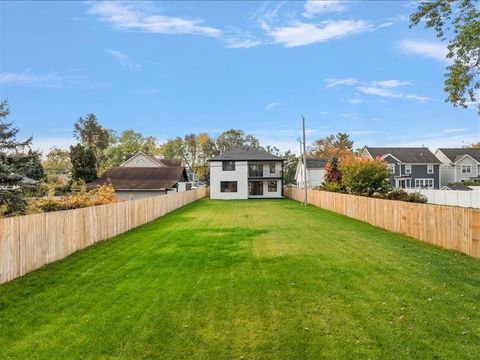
[387, 163, 395, 174]
[248, 164, 263, 177]
[461, 164, 472, 174]
[220, 181, 237, 192]
[269, 163, 276, 174]
[405, 165, 412, 174]
[136, 159, 145, 165]
[427, 164, 434, 174]
[415, 178, 433, 189]
[268, 181, 277, 192]
[222, 161, 235, 171]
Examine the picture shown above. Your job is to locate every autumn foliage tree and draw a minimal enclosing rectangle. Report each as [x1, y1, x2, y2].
[339, 157, 391, 196]
[310, 132, 354, 159]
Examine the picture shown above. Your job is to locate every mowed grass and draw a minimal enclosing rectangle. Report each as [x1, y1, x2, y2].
[1, 199, 479, 359]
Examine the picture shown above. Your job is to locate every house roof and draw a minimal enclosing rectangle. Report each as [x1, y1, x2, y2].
[209, 146, 284, 161]
[365, 147, 440, 163]
[442, 185, 473, 191]
[87, 166, 188, 190]
[158, 158, 182, 167]
[302, 157, 328, 169]
[438, 148, 480, 163]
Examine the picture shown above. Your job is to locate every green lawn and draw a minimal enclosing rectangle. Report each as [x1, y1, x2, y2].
[1, 199, 479, 359]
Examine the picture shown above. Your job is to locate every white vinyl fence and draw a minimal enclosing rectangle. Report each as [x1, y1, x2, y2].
[405, 188, 480, 208]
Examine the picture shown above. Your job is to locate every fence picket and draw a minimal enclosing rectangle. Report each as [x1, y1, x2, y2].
[0, 189, 207, 284]
[285, 188, 480, 259]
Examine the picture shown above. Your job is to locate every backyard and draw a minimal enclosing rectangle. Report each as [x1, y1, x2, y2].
[0, 199, 479, 359]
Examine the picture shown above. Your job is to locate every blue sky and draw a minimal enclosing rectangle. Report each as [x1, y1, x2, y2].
[1, 0, 478, 154]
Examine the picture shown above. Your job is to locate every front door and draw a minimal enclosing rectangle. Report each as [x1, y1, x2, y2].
[249, 181, 263, 196]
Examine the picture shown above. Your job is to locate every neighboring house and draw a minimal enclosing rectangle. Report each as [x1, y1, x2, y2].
[87, 152, 190, 200]
[435, 148, 480, 186]
[120, 152, 177, 168]
[361, 147, 441, 189]
[186, 169, 206, 188]
[295, 158, 327, 188]
[209, 146, 284, 199]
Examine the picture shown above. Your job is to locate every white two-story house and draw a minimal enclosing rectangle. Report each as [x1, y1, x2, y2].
[435, 148, 480, 186]
[209, 146, 284, 199]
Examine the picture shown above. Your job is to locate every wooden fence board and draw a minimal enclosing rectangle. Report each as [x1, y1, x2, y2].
[285, 188, 480, 259]
[0, 188, 207, 284]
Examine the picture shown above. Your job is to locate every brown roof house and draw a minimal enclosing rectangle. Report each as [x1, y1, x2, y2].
[87, 152, 190, 200]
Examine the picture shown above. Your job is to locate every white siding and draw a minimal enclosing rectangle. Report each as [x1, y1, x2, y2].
[122, 153, 162, 167]
[210, 161, 248, 199]
[455, 157, 479, 183]
[295, 162, 324, 188]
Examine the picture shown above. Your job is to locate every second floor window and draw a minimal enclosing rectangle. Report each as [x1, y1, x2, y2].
[387, 164, 395, 174]
[461, 165, 472, 174]
[269, 163, 276, 174]
[427, 164, 434, 174]
[249, 164, 263, 177]
[405, 165, 412, 174]
[222, 161, 235, 171]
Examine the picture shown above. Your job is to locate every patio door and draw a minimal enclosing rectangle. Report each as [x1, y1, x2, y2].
[249, 181, 263, 196]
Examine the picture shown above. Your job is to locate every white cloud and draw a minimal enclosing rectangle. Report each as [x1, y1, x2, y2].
[323, 77, 430, 102]
[224, 37, 262, 49]
[341, 112, 359, 120]
[442, 128, 468, 134]
[348, 98, 363, 104]
[105, 49, 142, 71]
[398, 39, 448, 62]
[267, 20, 371, 47]
[303, 0, 347, 17]
[265, 102, 280, 110]
[324, 78, 359, 88]
[88, 1, 222, 38]
[357, 86, 430, 102]
[370, 80, 413, 88]
[0, 70, 87, 88]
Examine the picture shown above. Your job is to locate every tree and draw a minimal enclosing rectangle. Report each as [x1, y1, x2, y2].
[324, 156, 342, 184]
[464, 141, 480, 149]
[24, 150, 44, 180]
[0, 100, 35, 215]
[410, 0, 480, 112]
[215, 129, 260, 153]
[73, 113, 113, 170]
[282, 150, 298, 185]
[339, 157, 391, 196]
[69, 144, 97, 183]
[43, 147, 71, 175]
[310, 132, 354, 159]
[107, 129, 160, 166]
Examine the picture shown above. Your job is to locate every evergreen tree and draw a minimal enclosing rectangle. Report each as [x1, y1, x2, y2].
[69, 144, 97, 183]
[0, 100, 35, 215]
[73, 114, 113, 170]
[24, 150, 45, 180]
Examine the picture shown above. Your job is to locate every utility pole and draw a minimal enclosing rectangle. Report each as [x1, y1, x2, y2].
[302, 115, 308, 206]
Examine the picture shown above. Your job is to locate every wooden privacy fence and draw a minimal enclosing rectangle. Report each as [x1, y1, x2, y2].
[285, 187, 480, 259]
[0, 188, 208, 284]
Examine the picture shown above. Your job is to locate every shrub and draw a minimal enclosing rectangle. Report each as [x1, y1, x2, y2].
[339, 157, 391, 196]
[322, 181, 344, 193]
[26, 183, 116, 214]
[381, 189, 427, 203]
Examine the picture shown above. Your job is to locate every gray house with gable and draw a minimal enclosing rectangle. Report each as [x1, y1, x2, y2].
[361, 147, 441, 189]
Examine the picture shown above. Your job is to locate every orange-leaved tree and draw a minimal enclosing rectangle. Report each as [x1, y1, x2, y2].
[339, 156, 391, 196]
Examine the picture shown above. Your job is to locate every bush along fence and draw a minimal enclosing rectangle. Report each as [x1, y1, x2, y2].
[285, 188, 480, 259]
[0, 188, 208, 284]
